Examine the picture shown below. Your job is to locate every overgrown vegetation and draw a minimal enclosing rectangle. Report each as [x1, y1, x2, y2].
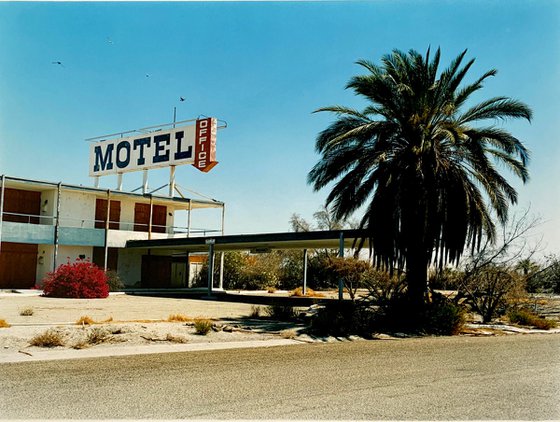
[76, 316, 95, 325]
[265, 304, 301, 321]
[29, 328, 66, 347]
[167, 314, 191, 322]
[507, 308, 557, 330]
[42, 259, 109, 299]
[106, 270, 124, 292]
[0, 319, 11, 328]
[19, 307, 34, 316]
[193, 318, 213, 335]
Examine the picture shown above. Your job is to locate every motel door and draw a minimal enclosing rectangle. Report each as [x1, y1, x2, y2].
[134, 204, 167, 233]
[0, 243, 38, 289]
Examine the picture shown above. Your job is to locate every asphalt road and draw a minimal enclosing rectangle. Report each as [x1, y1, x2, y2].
[1, 334, 559, 420]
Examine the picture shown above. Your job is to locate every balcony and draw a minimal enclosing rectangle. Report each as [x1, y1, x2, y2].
[1, 212, 220, 248]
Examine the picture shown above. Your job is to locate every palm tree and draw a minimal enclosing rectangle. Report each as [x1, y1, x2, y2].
[308, 48, 532, 310]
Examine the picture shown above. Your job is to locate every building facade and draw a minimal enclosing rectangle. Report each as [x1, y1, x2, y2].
[0, 175, 223, 289]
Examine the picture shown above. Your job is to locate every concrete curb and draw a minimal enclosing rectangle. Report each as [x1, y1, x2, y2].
[0, 338, 302, 364]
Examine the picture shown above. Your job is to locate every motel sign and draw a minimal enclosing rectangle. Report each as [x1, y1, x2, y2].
[89, 117, 218, 177]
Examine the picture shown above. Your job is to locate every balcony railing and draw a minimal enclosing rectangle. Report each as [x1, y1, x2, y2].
[1, 212, 220, 238]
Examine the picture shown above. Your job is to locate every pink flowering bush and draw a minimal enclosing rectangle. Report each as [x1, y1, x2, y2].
[42, 259, 109, 299]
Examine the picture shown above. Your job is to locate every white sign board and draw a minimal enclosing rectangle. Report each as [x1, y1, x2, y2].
[89, 117, 217, 177]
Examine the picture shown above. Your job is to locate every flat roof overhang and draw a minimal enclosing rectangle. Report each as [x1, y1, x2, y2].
[125, 229, 370, 253]
[1, 175, 224, 210]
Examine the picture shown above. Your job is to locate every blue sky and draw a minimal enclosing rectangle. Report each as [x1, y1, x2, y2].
[0, 1, 559, 254]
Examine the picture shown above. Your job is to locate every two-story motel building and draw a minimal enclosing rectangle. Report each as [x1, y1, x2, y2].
[0, 175, 224, 290]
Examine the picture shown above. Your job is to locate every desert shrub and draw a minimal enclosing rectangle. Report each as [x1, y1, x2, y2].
[311, 301, 376, 337]
[265, 304, 300, 321]
[86, 327, 111, 344]
[324, 257, 372, 301]
[422, 295, 466, 335]
[106, 270, 124, 292]
[249, 305, 262, 318]
[429, 267, 464, 290]
[0, 319, 10, 328]
[525, 256, 560, 294]
[194, 318, 213, 335]
[19, 307, 34, 316]
[166, 333, 188, 343]
[290, 287, 325, 298]
[507, 308, 557, 330]
[167, 314, 191, 322]
[76, 316, 95, 325]
[29, 329, 65, 347]
[362, 270, 407, 306]
[42, 259, 109, 299]
[458, 265, 525, 323]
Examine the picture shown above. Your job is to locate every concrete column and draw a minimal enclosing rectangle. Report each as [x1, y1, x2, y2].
[303, 248, 308, 296]
[0, 175, 5, 255]
[206, 240, 215, 297]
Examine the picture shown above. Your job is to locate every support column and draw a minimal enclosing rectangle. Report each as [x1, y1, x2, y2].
[103, 190, 110, 271]
[94, 176, 100, 188]
[302, 248, 308, 296]
[206, 239, 215, 297]
[53, 183, 62, 271]
[218, 252, 224, 290]
[187, 199, 192, 238]
[117, 173, 123, 191]
[148, 195, 153, 240]
[0, 175, 5, 255]
[338, 231, 345, 301]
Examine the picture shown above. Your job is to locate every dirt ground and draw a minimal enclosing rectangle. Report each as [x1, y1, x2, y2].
[1, 291, 559, 363]
[0, 292, 309, 362]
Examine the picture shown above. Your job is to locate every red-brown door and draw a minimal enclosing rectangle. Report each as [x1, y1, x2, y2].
[2, 188, 41, 224]
[95, 199, 121, 229]
[134, 203, 167, 233]
[0, 242, 38, 288]
[134, 203, 150, 232]
[92, 247, 119, 271]
[151, 205, 167, 233]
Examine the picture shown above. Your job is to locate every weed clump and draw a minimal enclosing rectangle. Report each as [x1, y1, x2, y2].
[76, 316, 95, 326]
[29, 329, 65, 348]
[167, 314, 191, 322]
[265, 304, 300, 321]
[507, 308, 557, 330]
[166, 333, 188, 343]
[19, 307, 34, 316]
[194, 318, 213, 335]
[0, 319, 11, 328]
[248, 305, 262, 318]
[290, 287, 325, 298]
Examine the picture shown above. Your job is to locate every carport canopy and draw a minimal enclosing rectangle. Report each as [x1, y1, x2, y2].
[126, 229, 370, 299]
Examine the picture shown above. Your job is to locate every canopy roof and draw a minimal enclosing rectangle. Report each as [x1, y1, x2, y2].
[126, 229, 370, 253]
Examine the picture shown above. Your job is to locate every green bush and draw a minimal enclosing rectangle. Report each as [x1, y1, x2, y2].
[265, 304, 300, 321]
[507, 308, 557, 330]
[106, 270, 124, 292]
[310, 301, 376, 337]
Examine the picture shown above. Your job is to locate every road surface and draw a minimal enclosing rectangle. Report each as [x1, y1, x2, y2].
[1, 334, 559, 419]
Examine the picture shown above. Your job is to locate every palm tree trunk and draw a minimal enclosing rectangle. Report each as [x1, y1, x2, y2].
[406, 249, 429, 312]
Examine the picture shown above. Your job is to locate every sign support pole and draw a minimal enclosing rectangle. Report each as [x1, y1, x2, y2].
[142, 170, 149, 194]
[117, 174, 123, 191]
[169, 166, 176, 197]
